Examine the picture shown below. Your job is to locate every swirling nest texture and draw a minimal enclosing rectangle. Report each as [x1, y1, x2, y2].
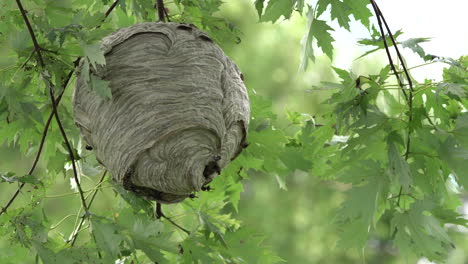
[73, 22, 250, 204]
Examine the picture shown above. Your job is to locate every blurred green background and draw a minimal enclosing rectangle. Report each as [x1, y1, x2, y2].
[1, 0, 467, 263]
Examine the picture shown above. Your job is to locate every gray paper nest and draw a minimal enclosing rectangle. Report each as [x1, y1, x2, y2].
[73, 22, 250, 204]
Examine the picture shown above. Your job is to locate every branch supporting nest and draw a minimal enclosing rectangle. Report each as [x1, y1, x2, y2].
[155, 203, 191, 235]
[156, 0, 166, 22]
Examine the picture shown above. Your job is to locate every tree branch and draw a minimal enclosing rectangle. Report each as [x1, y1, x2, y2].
[373, 3, 414, 92]
[369, 0, 407, 101]
[164, 7, 171, 22]
[370, 1, 414, 161]
[369, 0, 415, 215]
[104, 0, 120, 18]
[48, 80, 89, 212]
[1, 0, 119, 217]
[15, 0, 44, 67]
[369, 0, 414, 159]
[15, 0, 89, 215]
[155, 203, 191, 235]
[156, 0, 166, 22]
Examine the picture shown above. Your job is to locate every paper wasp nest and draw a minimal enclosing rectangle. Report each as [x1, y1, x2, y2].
[73, 22, 250, 203]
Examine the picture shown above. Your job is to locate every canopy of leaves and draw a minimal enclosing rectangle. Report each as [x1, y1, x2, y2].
[0, 0, 467, 263]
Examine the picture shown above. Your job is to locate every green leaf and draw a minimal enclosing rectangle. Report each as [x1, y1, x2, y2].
[198, 211, 227, 247]
[358, 29, 403, 48]
[380, 90, 405, 117]
[294, 0, 305, 13]
[254, 0, 265, 18]
[0, 172, 42, 185]
[110, 181, 154, 213]
[260, 0, 294, 23]
[9, 30, 32, 55]
[90, 74, 112, 99]
[35, 245, 101, 264]
[301, 7, 335, 68]
[453, 113, 468, 147]
[329, 0, 351, 30]
[391, 200, 454, 262]
[181, 236, 216, 263]
[0, 171, 17, 183]
[401, 38, 431, 60]
[356, 30, 404, 59]
[222, 228, 285, 263]
[387, 132, 412, 190]
[315, 0, 330, 18]
[442, 55, 468, 83]
[336, 161, 388, 248]
[439, 136, 468, 187]
[300, 123, 334, 158]
[437, 82, 468, 99]
[81, 43, 106, 71]
[226, 179, 244, 210]
[432, 206, 468, 226]
[90, 215, 124, 260]
[279, 146, 312, 172]
[311, 19, 334, 60]
[129, 216, 177, 261]
[45, 0, 73, 27]
[310, 0, 352, 30]
[346, 0, 372, 28]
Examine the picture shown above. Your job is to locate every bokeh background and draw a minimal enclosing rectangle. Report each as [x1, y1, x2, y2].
[1, 0, 467, 263]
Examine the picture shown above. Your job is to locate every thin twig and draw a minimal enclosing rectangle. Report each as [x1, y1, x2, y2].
[69, 171, 107, 246]
[20, 50, 36, 69]
[396, 186, 403, 207]
[45, 185, 111, 198]
[161, 214, 191, 235]
[155, 203, 191, 235]
[50, 214, 78, 230]
[87, 171, 108, 206]
[164, 7, 171, 22]
[397, 61, 437, 74]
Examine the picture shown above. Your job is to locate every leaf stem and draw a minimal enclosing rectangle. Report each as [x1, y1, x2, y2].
[44, 185, 111, 198]
[51, 214, 78, 230]
[397, 61, 437, 73]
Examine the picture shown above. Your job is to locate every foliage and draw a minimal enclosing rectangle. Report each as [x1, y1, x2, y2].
[0, 0, 467, 263]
